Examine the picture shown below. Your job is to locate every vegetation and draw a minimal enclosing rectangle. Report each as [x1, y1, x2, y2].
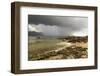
[28, 36, 88, 61]
[28, 38, 64, 60]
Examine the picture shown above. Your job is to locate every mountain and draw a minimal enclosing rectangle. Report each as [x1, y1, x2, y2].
[28, 31, 43, 36]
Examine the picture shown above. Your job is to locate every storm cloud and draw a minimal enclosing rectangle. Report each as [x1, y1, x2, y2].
[28, 15, 88, 36]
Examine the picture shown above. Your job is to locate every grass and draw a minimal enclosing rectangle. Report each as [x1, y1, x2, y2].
[28, 36, 88, 61]
[28, 38, 64, 60]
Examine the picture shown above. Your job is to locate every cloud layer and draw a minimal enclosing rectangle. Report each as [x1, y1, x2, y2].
[28, 15, 88, 36]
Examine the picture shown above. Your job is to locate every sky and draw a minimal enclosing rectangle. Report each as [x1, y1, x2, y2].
[28, 15, 88, 37]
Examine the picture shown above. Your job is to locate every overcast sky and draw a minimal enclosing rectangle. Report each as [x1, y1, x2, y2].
[28, 15, 88, 36]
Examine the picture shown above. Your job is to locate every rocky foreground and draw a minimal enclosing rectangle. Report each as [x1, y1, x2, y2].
[29, 36, 88, 61]
[29, 42, 88, 60]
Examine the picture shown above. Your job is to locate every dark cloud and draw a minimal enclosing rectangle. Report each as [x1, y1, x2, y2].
[28, 15, 88, 36]
[28, 15, 60, 25]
